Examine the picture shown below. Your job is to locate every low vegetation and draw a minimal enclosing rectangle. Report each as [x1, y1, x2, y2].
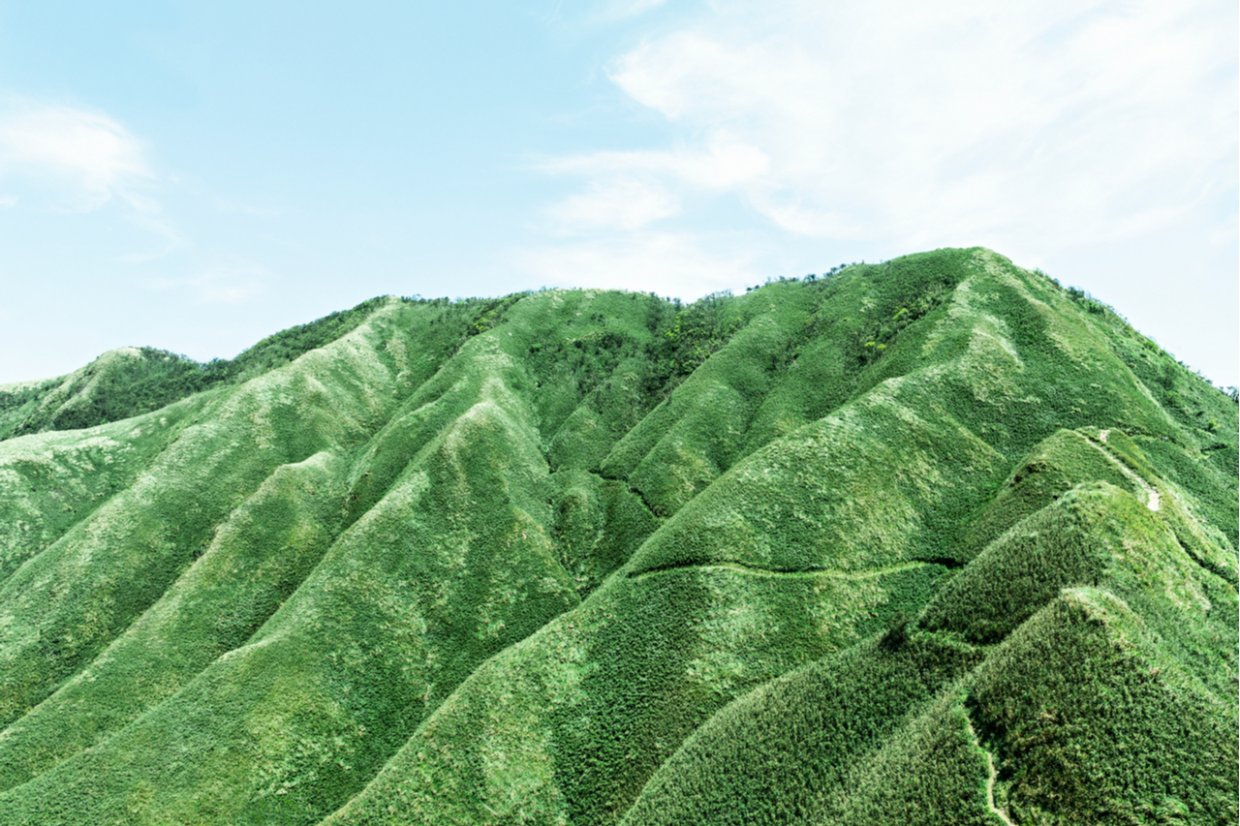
[0, 248, 1233, 824]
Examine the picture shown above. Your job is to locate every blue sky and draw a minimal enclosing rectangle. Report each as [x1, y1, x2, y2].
[0, 0, 1236, 385]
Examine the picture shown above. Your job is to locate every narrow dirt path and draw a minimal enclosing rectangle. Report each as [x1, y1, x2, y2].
[981, 745, 1016, 826]
[964, 714, 1016, 826]
[1084, 432, 1160, 512]
[628, 559, 939, 581]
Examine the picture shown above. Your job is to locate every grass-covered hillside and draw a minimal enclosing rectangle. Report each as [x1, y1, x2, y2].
[0, 296, 392, 440]
[0, 248, 1233, 825]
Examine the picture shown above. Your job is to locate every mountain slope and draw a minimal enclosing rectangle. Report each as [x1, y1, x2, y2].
[0, 248, 1233, 825]
[0, 296, 392, 441]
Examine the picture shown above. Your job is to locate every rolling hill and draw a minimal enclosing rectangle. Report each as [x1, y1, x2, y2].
[0, 248, 1234, 825]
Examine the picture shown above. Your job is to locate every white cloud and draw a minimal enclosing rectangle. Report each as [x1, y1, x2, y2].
[534, 137, 771, 281]
[0, 101, 188, 263]
[525, 0, 1235, 383]
[542, 135, 770, 191]
[0, 103, 153, 212]
[572, 0, 1236, 255]
[517, 231, 757, 298]
[547, 177, 680, 231]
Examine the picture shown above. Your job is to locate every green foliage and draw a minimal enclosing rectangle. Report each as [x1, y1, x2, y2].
[1065, 284, 1110, 315]
[970, 588, 1236, 824]
[620, 633, 980, 825]
[0, 297, 395, 440]
[0, 247, 1233, 825]
[648, 290, 743, 388]
[465, 293, 526, 337]
[0, 347, 211, 438]
[856, 279, 952, 365]
[222, 296, 395, 381]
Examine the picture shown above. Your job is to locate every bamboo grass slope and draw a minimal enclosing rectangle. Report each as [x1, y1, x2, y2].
[0, 248, 1233, 825]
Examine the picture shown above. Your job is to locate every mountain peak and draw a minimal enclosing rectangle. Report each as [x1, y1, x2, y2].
[0, 248, 1234, 824]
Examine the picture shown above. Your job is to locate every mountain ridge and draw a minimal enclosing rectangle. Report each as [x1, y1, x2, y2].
[0, 247, 1234, 825]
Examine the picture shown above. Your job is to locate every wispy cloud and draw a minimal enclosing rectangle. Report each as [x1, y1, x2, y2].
[547, 176, 680, 232]
[529, 0, 1236, 289]
[540, 136, 769, 191]
[0, 100, 189, 264]
[532, 135, 771, 275]
[0, 102, 154, 212]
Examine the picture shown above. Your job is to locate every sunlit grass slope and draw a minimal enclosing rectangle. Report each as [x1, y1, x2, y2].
[0, 248, 1233, 825]
[0, 296, 391, 440]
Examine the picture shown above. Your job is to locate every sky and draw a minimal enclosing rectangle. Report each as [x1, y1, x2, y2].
[0, 0, 1236, 386]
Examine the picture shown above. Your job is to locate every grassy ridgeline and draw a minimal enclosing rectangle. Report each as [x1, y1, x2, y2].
[0, 248, 1233, 825]
[0, 296, 392, 440]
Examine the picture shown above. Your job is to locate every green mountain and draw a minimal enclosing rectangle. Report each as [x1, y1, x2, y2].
[0, 248, 1233, 825]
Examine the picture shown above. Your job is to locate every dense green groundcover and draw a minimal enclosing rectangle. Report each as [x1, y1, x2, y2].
[0, 248, 1233, 825]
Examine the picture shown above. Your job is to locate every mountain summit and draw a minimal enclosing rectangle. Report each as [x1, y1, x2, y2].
[0, 248, 1234, 825]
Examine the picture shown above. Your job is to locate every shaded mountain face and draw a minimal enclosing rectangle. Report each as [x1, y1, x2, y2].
[0, 247, 1233, 825]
